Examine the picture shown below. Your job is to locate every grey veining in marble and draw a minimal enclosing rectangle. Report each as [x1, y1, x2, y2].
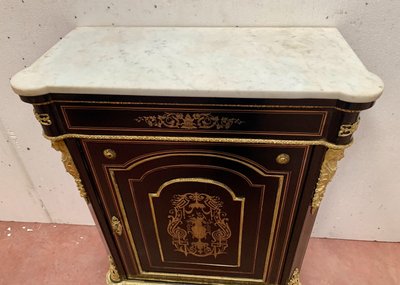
[11, 27, 383, 103]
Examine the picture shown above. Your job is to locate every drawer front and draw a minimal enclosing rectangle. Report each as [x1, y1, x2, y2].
[82, 139, 311, 284]
[61, 104, 328, 139]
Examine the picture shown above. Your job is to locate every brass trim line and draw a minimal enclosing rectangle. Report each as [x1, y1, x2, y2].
[43, 133, 352, 150]
[32, 99, 363, 113]
[106, 271, 276, 285]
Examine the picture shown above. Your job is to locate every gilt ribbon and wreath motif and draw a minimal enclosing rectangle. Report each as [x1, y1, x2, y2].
[135, 112, 243, 130]
[167, 192, 232, 258]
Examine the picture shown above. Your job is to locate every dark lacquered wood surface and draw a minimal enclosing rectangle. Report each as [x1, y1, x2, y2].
[20, 93, 370, 285]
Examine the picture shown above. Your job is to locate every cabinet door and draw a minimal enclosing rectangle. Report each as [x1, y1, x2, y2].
[82, 140, 311, 285]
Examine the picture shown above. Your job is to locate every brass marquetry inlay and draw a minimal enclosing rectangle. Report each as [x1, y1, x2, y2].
[276, 153, 290, 165]
[34, 111, 52, 126]
[338, 118, 360, 137]
[168, 192, 232, 258]
[108, 255, 121, 282]
[111, 216, 123, 236]
[311, 148, 345, 214]
[287, 268, 301, 285]
[148, 177, 245, 267]
[51, 140, 88, 203]
[135, 112, 243, 130]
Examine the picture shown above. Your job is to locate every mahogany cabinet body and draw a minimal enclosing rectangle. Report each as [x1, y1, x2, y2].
[21, 93, 369, 285]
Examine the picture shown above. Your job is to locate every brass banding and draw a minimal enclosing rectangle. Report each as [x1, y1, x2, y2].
[32, 99, 363, 113]
[44, 133, 352, 150]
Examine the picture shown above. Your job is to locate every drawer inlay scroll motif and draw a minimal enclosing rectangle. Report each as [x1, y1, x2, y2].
[135, 112, 243, 130]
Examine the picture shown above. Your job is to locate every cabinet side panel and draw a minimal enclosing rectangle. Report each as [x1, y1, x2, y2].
[280, 146, 326, 284]
[64, 138, 141, 279]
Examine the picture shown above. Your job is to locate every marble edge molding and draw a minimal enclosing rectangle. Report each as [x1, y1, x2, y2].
[10, 85, 383, 104]
[10, 26, 384, 103]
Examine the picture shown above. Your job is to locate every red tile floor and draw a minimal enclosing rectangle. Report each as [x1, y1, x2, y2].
[1, 221, 399, 285]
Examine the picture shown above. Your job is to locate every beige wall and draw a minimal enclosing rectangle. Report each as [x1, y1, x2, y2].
[1, 0, 399, 241]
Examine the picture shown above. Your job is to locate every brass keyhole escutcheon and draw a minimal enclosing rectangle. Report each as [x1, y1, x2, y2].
[103, 149, 116, 159]
[111, 216, 123, 236]
[276, 153, 290, 165]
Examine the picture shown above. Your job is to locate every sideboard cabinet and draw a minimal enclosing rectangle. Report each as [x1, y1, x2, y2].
[11, 27, 383, 285]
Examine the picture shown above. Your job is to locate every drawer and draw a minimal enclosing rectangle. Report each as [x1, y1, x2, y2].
[81, 139, 311, 284]
[60, 104, 328, 139]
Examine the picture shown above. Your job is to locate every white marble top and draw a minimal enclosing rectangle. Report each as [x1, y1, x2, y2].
[11, 27, 383, 103]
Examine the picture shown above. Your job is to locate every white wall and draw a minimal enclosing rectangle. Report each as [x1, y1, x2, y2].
[1, 0, 399, 241]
